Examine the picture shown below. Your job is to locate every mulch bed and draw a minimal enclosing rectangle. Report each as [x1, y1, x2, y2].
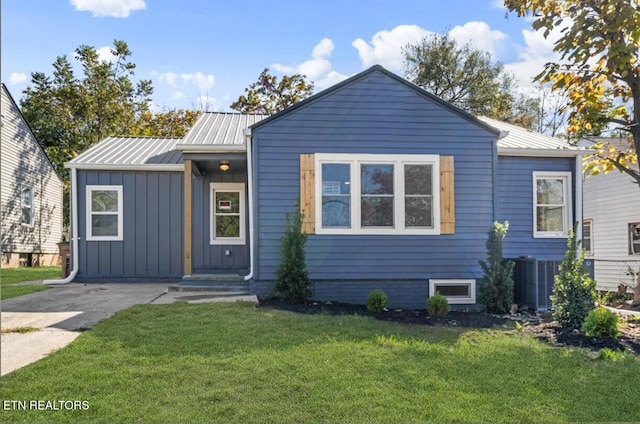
[258, 297, 640, 354]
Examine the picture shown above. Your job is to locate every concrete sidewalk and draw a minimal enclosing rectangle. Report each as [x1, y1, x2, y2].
[1, 283, 257, 375]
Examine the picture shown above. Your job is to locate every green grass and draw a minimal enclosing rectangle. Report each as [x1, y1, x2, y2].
[2, 302, 639, 423]
[0, 266, 60, 299]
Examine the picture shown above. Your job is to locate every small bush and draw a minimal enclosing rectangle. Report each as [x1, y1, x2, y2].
[582, 307, 620, 339]
[275, 203, 312, 303]
[427, 292, 450, 317]
[551, 224, 596, 328]
[478, 221, 515, 314]
[366, 289, 388, 313]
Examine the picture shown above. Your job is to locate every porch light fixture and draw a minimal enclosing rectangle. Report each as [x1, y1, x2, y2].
[219, 161, 230, 172]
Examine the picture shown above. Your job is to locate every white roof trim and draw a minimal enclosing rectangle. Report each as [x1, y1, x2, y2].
[65, 163, 184, 172]
[498, 147, 592, 157]
[177, 144, 246, 153]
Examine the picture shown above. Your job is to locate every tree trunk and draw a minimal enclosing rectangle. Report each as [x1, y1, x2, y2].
[634, 270, 640, 306]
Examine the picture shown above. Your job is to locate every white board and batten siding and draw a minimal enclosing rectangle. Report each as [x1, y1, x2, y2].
[0, 84, 63, 259]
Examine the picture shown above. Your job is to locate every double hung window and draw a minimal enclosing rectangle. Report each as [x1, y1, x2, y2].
[86, 185, 123, 241]
[21, 186, 33, 226]
[533, 172, 572, 238]
[316, 154, 440, 235]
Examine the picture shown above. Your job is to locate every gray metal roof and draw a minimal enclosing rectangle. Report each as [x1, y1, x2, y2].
[478, 116, 579, 151]
[180, 112, 267, 147]
[66, 137, 183, 168]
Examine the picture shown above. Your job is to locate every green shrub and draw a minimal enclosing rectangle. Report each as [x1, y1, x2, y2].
[478, 221, 515, 314]
[582, 307, 620, 339]
[366, 289, 388, 313]
[275, 203, 312, 303]
[427, 292, 450, 317]
[551, 224, 596, 328]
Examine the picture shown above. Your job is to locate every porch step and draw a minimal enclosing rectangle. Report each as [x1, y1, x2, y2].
[182, 274, 245, 282]
[168, 280, 250, 296]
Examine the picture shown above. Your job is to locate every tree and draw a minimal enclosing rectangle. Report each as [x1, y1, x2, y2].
[129, 109, 202, 137]
[403, 33, 539, 127]
[504, 0, 640, 187]
[275, 202, 312, 303]
[21, 40, 153, 179]
[230, 68, 314, 114]
[478, 221, 515, 314]
[550, 224, 596, 328]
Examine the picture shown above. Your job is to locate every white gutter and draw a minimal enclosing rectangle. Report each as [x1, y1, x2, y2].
[65, 164, 184, 172]
[498, 147, 593, 157]
[44, 167, 79, 284]
[243, 128, 255, 282]
[176, 144, 246, 153]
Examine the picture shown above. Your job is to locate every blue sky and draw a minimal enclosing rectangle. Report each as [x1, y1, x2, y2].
[2, 0, 559, 112]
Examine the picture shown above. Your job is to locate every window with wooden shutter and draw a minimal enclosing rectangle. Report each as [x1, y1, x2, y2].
[300, 154, 455, 235]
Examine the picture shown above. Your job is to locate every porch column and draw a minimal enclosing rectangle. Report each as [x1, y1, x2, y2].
[184, 159, 192, 276]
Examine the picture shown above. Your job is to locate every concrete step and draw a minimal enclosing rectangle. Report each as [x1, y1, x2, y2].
[168, 281, 250, 294]
[182, 274, 244, 282]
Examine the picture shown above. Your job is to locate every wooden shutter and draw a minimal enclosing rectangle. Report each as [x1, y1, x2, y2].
[440, 156, 455, 234]
[300, 154, 315, 234]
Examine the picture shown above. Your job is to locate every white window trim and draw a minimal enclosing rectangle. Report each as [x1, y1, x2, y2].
[86, 185, 123, 241]
[20, 185, 34, 227]
[315, 153, 440, 235]
[630, 223, 640, 255]
[210, 182, 246, 245]
[429, 279, 476, 304]
[532, 171, 572, 238]
[583, 219, 593, 256]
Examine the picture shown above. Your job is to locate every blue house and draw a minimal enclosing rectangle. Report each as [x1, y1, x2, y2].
[62, 65, 586, 309]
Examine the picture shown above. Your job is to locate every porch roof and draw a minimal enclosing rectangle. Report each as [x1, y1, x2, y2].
[178, 112, 268, 151]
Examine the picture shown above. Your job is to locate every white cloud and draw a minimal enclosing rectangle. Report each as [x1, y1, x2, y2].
[352, 25, 432, 71]
[181, 72, 215, 92]
[8, 72, 27, 85]
[156, 71, 215, 92]
[504, 25, 565, 93]
[272, 38, 349, 90]
[96, 46, 117, 63]
[448, 21, 507, 57]
[70, 0, 145, 18]
[196, 95, 222, 112]
[172, 91, 185, 100]
[490, 0, 506, 9]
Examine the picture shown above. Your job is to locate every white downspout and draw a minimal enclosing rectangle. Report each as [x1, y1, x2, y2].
[244, 129, 255, 282]
[575, 154, 583, 251]
[44, 167, 78, 284]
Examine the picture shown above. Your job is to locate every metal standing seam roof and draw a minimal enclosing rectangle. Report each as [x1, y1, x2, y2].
[478, 116, 579, 151]
[179, 112, 268, 147]
[66, 137, 183, 167]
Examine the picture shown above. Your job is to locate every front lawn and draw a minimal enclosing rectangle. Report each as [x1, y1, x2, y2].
[1, 266, 60, 300]
[2, 302, 639, 423]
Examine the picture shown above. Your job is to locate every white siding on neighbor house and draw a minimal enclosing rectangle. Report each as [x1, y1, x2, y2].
[1, 85, 63, 256]
[583, 168, 640, 290]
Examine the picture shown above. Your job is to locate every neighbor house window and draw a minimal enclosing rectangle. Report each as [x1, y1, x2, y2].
[583, 219, 593, 255]
[429, 279, 476, 304]
[210, 183, 245, 245]
[20, 186, 33, 226]
[86, 185, 123, 241]
[315, 154, 440, 235]
[533, 172, 572, 238]
[630, 223, 640, 255]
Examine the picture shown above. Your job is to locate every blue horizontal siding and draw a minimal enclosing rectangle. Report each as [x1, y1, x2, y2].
[76, 170, 183, 280]
[253, 70, 497, 283]
[497, 156, 576, 260]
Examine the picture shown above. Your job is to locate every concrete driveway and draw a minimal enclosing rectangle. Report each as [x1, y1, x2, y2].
[1, 283, 169, 376]
[1, 283, 258, 376]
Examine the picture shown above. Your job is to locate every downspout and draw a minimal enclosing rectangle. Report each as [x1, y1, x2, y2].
[44, 167, 79, 284]
[244, 129, 255, 282]
[575, 154, 583, 251]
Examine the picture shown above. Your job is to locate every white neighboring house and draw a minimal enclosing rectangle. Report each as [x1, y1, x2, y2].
[581, 137, 640, 291]
[1, 83, 63, 267]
